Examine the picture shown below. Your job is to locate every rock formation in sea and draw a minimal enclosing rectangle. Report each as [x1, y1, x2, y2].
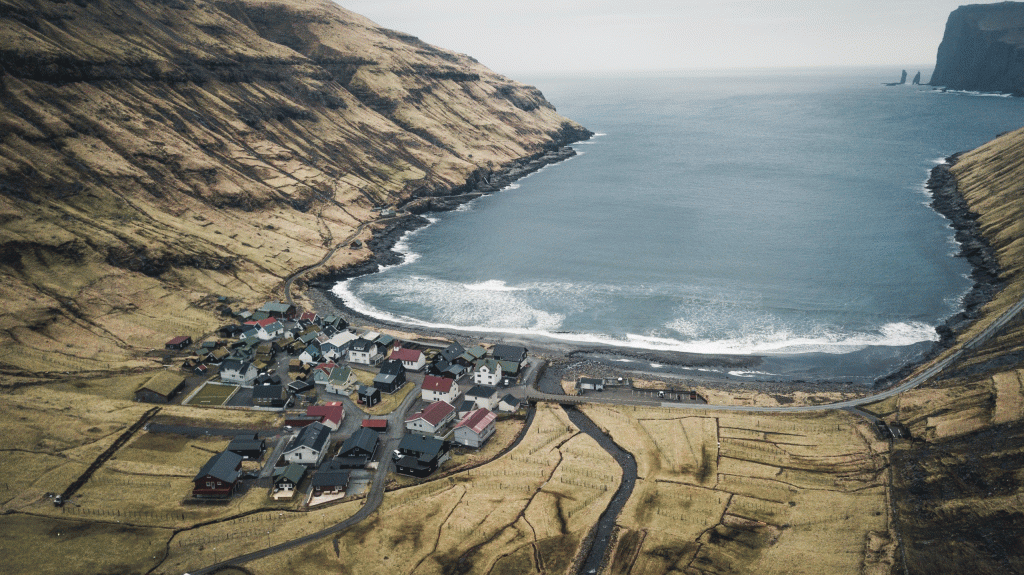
[931, 2, 1024, 94]
[0, 0, 591, 372]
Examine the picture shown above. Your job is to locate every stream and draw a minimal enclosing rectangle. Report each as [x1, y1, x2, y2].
[560, 406, 638, 574]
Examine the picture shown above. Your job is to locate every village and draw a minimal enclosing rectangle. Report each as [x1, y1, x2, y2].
[133, 299, 531, 508]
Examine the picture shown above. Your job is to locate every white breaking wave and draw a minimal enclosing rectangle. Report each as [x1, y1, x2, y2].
[333, 274, 941, 355]
[334, 276, 564, 332]
[932, 88, 1013, 98]
[729, 370, 777, 378]
[464, 280, 525, 292]
[659, 320, 938, 355]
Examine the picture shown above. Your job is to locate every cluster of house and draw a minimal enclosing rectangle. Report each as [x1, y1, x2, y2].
[180, 301, 534, 494]
[165, 299, 534, 414]
[192, 400, 379, 500]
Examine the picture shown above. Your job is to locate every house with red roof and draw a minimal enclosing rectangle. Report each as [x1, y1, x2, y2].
[405, 400, 456, 435]
[454, 408, 497, 448]
[306, 402, 345, 431]
[421, 375, 458, 404]
[244, 317, 285, 341]
[390, 347, 426, 371]
[165, 335, 192, 350]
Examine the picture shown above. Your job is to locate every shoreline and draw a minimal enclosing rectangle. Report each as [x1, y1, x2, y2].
[303, 152, 1004, 395]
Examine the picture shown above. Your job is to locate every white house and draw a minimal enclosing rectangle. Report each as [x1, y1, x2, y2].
[219, 360, 258, 386]
[454, 409, 497, 448]
[405, 401, 456, 435]
[347, 338, 383, 366]
[465, 385, 499, 411]
[472, 359, 503, 386]
[298, 344, 321, 365]
[390, 347, 426, 371]
[282, 422, 332, 466]
[421, 375, 459, 404]
[498, 394, 522, 413]
[320, 331, 359, 361]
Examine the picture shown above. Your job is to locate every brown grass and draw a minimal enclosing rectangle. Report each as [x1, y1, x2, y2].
[244, 404, 617, 575]
[581, 404, 894, 575]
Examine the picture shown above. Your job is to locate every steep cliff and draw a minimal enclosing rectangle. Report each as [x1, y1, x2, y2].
[931, 2, 1024, 94]
[0, 0, 589, 376]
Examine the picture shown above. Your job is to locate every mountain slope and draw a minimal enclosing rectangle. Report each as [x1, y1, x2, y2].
[0, 0, 589, 376]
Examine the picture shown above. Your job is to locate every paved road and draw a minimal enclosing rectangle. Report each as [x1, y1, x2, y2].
[282, 217, 399, 307]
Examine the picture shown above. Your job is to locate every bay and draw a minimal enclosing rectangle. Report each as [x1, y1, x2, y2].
[335, 68, 1024, 383]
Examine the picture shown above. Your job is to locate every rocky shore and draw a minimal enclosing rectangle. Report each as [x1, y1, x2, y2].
[873, 154, 1005, 388]
[309, 139, 587, 285]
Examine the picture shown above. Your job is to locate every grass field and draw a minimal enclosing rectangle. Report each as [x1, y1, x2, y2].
[186, 382, 239, 406]
[350, 377, 416, 415]
[583, 405, 894, 575]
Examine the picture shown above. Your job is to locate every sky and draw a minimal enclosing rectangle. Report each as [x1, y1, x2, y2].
[339, 0, 1006, 76]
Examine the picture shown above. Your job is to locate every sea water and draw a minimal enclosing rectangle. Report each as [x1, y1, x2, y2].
[335, 68, 1024, 383]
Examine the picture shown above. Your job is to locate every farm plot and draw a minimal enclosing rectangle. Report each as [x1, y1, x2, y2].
[584, 404, 894, 575]
[185, 382, 239, 406]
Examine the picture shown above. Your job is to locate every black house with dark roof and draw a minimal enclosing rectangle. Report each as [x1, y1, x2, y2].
[439, 342, 466, 364]
[394, 434, 450, 477]
[311, 460, 350, 496]
[334, 427, 377, 468]
[226, 434, 265, 460]
[373, 359, 407, 394]
[357, 385, 380, 407]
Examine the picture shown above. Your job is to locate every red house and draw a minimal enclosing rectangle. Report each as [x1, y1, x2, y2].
[361, 418, 388, 431]
[165, 335, 192, 350]
[192, 451, 242, 498]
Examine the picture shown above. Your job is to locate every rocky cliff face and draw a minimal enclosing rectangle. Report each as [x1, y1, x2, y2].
[0, 0, 589, 376]
[931, 2, 1024, 94]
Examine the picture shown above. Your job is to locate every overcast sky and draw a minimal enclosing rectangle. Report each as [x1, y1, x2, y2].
[340, 0, 1003, 75]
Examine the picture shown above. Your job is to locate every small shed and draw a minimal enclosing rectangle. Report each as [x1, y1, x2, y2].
[165, 335, 192, 350]
[358, 385, 381, 408]
[361, 419, 388, 432]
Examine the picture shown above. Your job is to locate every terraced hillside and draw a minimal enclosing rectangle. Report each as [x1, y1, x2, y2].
[0, 0, 588, 379]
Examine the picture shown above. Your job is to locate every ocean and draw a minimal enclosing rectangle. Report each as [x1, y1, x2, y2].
[334, 68, 1024, 383]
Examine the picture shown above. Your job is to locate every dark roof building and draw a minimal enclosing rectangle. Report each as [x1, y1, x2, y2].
[192, 451, 242, 498]
[311, 460, 350, 496]
[252, 383, 287, 408]
[492, 344, 528, 363]
[357, 385, 381, 407]
[338, 427, 379, 459]
[394, 434, 451, 478]
[165, 335, 192, 350]
[439, 342, 466, 363]
[226, 434, 265, 460]
[283, 421, 332, 466]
